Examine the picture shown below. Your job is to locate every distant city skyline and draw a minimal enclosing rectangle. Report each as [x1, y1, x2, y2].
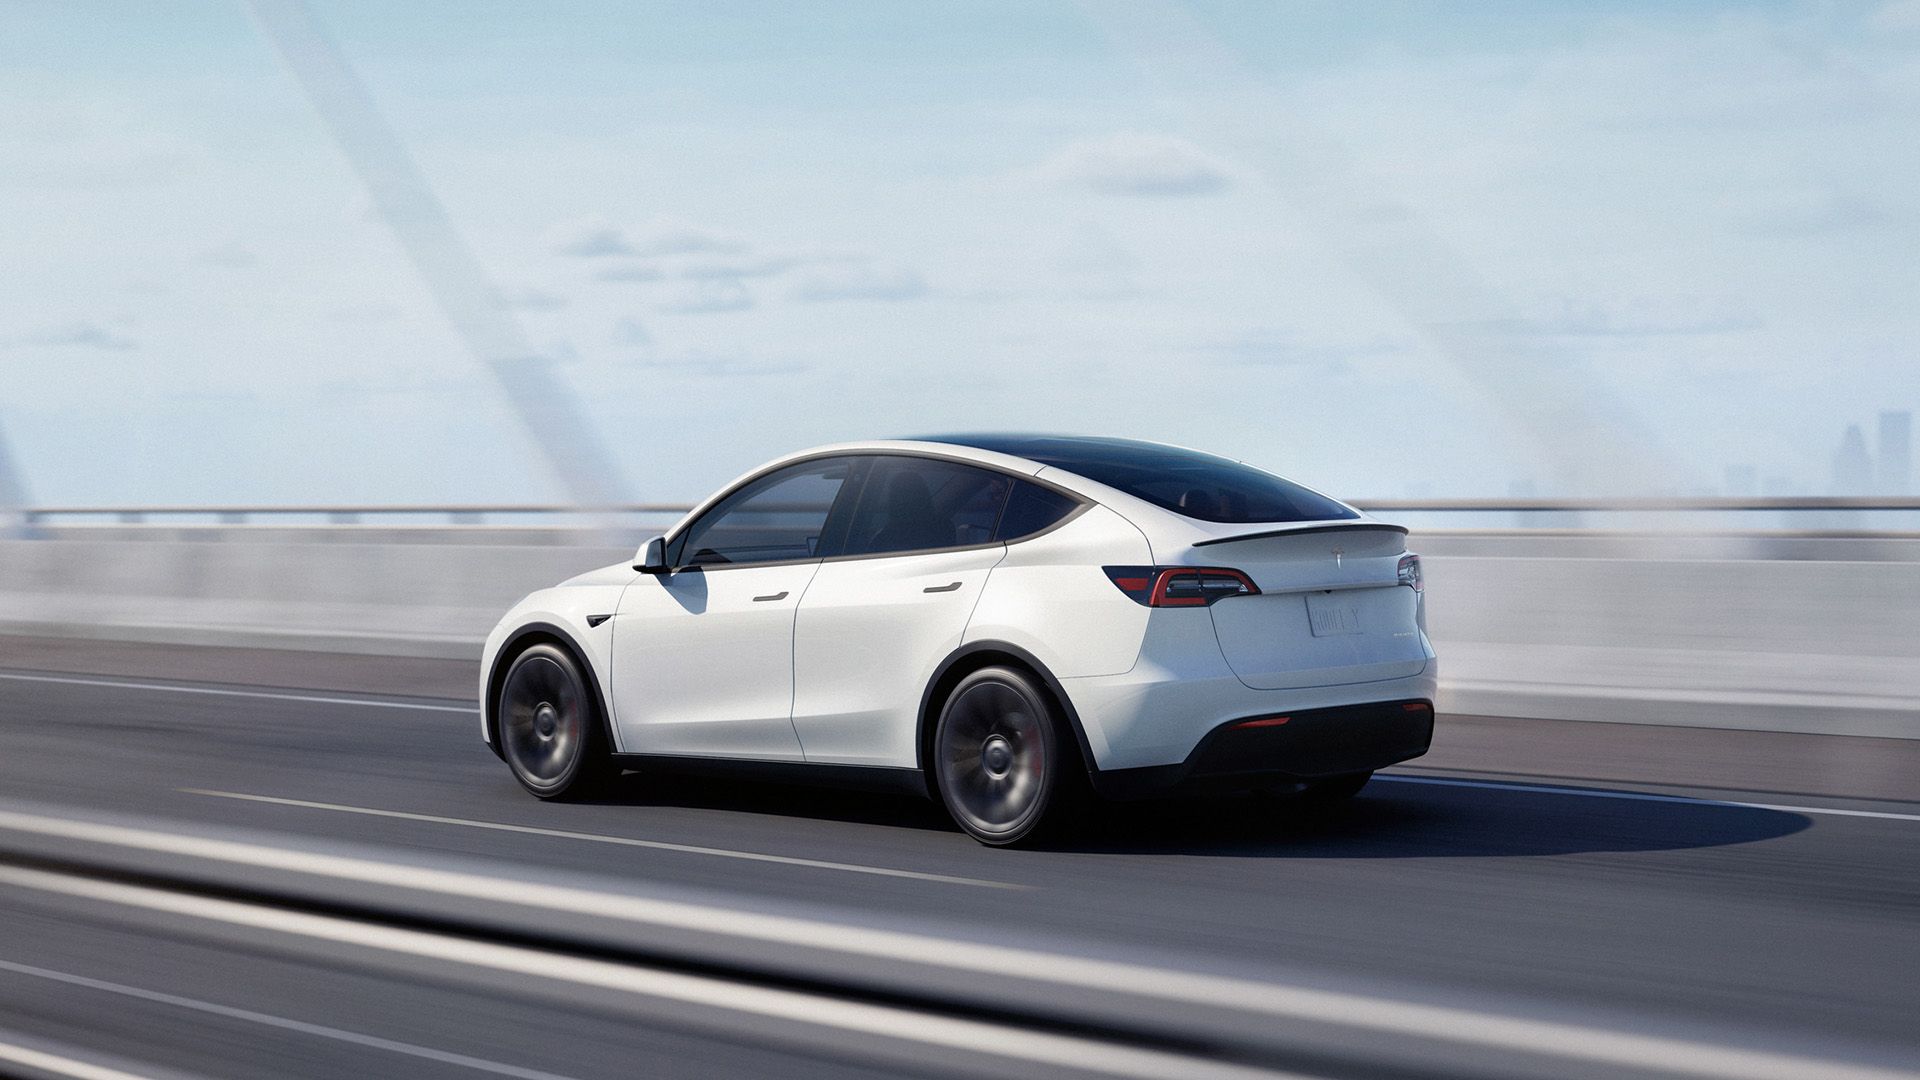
[2, 1, 1917, 504]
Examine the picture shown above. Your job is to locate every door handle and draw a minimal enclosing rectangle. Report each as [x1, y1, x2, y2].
[923, 581, 964, 594]
[752, 591, 788, 602]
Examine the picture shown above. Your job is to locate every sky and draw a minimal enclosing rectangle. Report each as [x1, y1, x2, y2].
[0, 0, 1915, 505]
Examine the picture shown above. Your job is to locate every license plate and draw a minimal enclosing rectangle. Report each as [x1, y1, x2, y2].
[1306, 593, 1362, 637]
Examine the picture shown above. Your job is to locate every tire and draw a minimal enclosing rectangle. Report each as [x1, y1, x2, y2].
[932, 665, 1082, 846]
[496, 642, 618, 800]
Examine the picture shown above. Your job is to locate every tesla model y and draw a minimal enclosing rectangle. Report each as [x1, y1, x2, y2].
[481, 436, 1436, 845]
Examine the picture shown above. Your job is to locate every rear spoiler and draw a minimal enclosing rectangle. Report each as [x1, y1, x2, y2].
[1191, 521, 1408, 548]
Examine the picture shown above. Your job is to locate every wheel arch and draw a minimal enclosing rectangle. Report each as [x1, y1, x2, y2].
[916, 641, 1097, 792]
[483, 621, 616, 759]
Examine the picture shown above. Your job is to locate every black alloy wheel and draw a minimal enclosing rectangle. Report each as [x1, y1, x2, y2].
[934, 665, 1078, 846]
[498, 643, 616, 799]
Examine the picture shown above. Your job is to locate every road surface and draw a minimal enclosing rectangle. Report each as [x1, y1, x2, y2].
[0, 636, 1913, 1079]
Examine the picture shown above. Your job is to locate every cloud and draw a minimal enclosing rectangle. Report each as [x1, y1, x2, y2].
[1734, 191, 1894, 237]
[1873, 0, 1920, 32]
[323, 305, 401, 324]
[655, 279, 754, 314]
[611, 317, 652, 347]
[6, 321, 137, 351]
[498, 287, 568, 311]
[631, 222, 750, 258]
[629, 350, 806, 378]
[1206, 335, 1401, 372]
[678, 255, 803, 280]
[550, 220, 635, 258]
[556, 217, 751, 263]
[787, 263, 928, 303]
[191, 241, 256, 269]
[1037, 133, 1235, 197]
[592, 262, 666, 283]
[1483, 297, 1762, 337]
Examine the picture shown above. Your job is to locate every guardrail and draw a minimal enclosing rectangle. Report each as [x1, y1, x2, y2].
[14, 496, 1920, 527]
[14, 504, 694, 526]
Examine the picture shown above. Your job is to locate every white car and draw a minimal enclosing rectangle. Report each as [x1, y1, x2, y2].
[481, 436, 1436, 845]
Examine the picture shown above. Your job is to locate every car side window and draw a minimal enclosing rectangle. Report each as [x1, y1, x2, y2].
[996, 481, 1081, 542]
[674, 459, 852, 567]
[842, 457, 1013, 557]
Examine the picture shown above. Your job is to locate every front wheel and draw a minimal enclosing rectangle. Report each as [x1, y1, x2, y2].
[933, 666, 1081, 846]
[497, 643, 617, 800]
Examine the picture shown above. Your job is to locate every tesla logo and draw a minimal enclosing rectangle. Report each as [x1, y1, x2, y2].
[1331, 546, 1344, 568]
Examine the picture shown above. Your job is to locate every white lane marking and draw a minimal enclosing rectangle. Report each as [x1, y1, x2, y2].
[0, 671, 476, 713]
[182, 790, 1024, 891]
[0, 958, 581, 1080]
[0, 809, 1904, 1080]
[0, 866, 1295, 1080]
[1375, 774, 1920, 822]
[0, 1032, 168, 1080]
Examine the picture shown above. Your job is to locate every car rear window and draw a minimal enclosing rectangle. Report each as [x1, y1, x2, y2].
[974, 439, 1354, 524]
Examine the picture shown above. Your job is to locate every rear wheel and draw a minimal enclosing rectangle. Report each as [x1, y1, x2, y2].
[497, 643, 617, 800]
[933, 666, 1081, 846]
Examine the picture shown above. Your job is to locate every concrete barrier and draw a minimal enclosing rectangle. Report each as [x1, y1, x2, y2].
[3, 525, 1915, 736]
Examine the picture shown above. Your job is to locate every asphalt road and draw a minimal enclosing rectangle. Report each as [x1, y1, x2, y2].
[0, 637, 1915, 1079]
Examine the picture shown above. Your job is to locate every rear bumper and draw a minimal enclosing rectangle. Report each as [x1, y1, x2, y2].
[1091, 699, 1435, 799]
[1055, 607, 1437, 773]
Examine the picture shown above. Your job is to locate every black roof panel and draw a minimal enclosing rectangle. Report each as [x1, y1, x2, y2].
[908, 434, 1356, 524]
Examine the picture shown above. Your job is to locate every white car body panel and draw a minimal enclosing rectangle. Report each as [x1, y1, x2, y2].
[792, 545, 1006, 766]
[477, 569, 631, 746]
[960, 503, 1153, 679]
[611, 561, 819, 760]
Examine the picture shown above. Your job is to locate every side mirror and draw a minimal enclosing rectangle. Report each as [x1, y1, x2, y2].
[635, 535, 670, 574]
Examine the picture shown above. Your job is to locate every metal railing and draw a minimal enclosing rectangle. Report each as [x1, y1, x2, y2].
[13, 504, 695, 526]
[12, 496, 1920, 527]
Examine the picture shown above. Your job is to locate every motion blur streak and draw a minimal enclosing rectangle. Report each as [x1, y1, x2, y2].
[244, 0, 629, 510]
[0, 423, 26, 539]
[0, 865, 1295, 1080]
[0, 806, 1906, 1080]
[0, 1032, 171, 1080]
[180, 789, 1026, 888]
[1375, 774, 1920, 823]
[0, 960, 584, 1080]
[1074, 0, 1676, 494]
[0, 672, 477, 713]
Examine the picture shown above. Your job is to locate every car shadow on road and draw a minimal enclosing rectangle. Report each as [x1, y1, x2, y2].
[588, 770, 1813, 859]
[1060, 777, 1815, 858]
[592, 771, 957, 832]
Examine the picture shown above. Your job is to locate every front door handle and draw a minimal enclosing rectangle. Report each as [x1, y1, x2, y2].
[923, 581, 964, 594]
[753, 591, 788, 602]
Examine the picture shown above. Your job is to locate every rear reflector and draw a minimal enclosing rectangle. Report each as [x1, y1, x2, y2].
[1232, 715, 1291, 729]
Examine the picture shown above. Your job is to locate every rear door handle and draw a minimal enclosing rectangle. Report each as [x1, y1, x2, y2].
[753, 591, 788, 602]
[923, 581, 964, 594]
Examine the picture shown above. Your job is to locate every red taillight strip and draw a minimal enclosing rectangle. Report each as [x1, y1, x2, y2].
[1145, 567, 1259, 608]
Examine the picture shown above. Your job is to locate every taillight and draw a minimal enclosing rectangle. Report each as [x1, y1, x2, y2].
[1103, 566, 1259, 607]
[1397, 553, 1423, 593]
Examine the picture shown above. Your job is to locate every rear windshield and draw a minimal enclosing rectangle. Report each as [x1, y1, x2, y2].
[994, 439, 1354, 524]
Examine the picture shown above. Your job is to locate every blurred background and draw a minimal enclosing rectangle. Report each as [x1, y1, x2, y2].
[0, 4, 1916, 1080]
[1, 0, 1914, 507]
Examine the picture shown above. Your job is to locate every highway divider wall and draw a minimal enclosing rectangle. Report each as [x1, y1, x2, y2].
[2, 526, 1916, 738]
